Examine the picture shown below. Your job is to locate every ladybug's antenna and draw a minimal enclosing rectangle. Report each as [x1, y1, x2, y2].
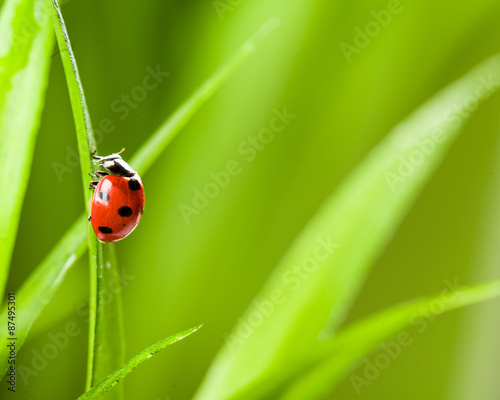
[115, 148, 125, 155]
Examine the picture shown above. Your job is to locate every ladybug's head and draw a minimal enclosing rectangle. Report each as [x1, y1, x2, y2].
[92, 149, 136, 177]
[99, 154, 123, 169]
[93, 151, 136, 177]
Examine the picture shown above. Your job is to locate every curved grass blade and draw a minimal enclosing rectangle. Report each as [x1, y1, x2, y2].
[193, 54, 500, 400]
[279, 279, 500, 400]
[46, 0, 121, 395]
[77, 325, 203, 400]
[0, 0, 54, 299]
[0, 218, 87, 377]
[131, 17, 280, 173]
[47, 0, 95, 198]
[0, 17, 278, 379]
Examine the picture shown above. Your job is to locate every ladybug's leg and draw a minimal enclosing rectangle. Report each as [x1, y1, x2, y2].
[89, 171, 108, 179]
[87, 215, 92, 221]
[91, 148, 104, 162]
[89, 180, 99, 189]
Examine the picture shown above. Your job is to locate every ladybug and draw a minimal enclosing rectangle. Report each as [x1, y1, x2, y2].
[88, 148, 145, 242]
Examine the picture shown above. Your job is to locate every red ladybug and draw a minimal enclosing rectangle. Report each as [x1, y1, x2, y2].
[88, 149, 145, 242]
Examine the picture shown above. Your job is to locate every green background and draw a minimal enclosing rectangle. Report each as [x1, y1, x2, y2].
[6, 0, 500, 399]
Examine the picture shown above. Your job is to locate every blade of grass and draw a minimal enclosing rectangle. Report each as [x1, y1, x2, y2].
[0, 0, 54, 299]
[193, 54, 500, 400]
[77, 325, 203, 400]
[279, 279, 500, 400]
[92, 244, 125, 399]
[0, 218, 87, 377]
[46, 0, 121, 395]
[132, 17, 280, 174]
[48, 0, 95, 195]
[0, 17, 278, 379]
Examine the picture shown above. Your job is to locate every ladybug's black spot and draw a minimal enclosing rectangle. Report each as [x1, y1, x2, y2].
[128, 178, 141, 191]
[118, 206, 133, 217]
[98, 191, 110, 201]
[98, 226, 113, 234]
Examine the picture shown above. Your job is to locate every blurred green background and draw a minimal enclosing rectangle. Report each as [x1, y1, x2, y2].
[6, 0, 500, 398]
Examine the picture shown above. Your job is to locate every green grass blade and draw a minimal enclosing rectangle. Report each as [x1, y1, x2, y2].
[0, 18, 277, 380]
[193, 54, 500, 400]
[0, 0, 54, 298]
[46, 0, 121, 395]
[77, 325, 203, 400]
[279, 280, 500, 400]
[0, 218, 87, 377]
[47, 0, 95, 198]
[92, 244, 125, 399]
[131, 17, 279, 174]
